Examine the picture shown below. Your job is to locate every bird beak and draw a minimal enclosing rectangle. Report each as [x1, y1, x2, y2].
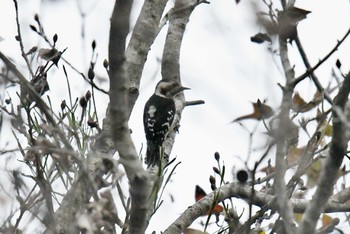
[173, 85, 190, 95]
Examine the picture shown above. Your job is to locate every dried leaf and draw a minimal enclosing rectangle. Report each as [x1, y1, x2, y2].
[292, 92, 308, 112]
[195, 185, 223, 215]
[322, 214, 333, 227]
[292, 92, 320, 113]
[250, 32, 272, 44]
[278, 7, 311, 41]
[38, 48, 61, 66]
[232, 99, 273, 122]
[260, 165, 275, 175]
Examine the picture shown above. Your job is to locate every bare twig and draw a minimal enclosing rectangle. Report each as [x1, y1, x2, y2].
[0, 51, 74, 151]
[294, 36, 333, 104]
[293, 27, 350, 89]
[31, 13, 108, 94]
[13, 0, 35, 77]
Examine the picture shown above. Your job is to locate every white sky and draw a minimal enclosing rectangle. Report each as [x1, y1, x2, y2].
[1, 0, 350, 233]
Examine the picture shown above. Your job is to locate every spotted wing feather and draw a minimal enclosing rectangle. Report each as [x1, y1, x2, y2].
[143, 94, 175, 167]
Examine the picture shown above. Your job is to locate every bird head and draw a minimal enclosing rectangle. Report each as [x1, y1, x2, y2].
[154, 79, 190, 98]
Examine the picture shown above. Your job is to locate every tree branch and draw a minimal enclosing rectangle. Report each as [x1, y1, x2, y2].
[299, 72, 350, 234]
[108, 1, 151, 233]
[293, 35, 333, 104]
[0, 34, 113, 234]
[273, 37, 297, 233]
[161, 0, 207, 162]
[13, 0, 35, 77]
[164, 182, 350, 233]
[293, 27, 350, 88]
[125, 0, 168, 114]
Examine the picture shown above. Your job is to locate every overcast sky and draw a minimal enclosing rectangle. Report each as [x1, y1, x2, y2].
[1, 0, 350, 232]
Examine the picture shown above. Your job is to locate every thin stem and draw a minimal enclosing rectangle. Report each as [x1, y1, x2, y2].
[293, 27, 350, 89]
[13, 0, 35, 78]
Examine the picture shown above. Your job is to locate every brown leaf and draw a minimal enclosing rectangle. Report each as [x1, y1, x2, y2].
[278, 7, 311, 41]
[195, 185, 223, 216]
[292, 92, 320, 113]
[292, 92, 308, 112]
[260, 165, 275, 175]
[38, 48, 61, 66]
[233, 99, 273, 122]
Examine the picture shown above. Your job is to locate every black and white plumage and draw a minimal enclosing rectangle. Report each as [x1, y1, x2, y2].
[143, 79, 189, 167]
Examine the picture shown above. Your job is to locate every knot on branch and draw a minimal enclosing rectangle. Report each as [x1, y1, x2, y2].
[129, 86, 139, 95]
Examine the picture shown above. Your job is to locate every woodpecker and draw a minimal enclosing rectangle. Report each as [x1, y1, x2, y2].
[143, 79, 189, 167]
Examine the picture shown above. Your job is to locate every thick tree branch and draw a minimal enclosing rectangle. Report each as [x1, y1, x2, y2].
[332, 187, 350, 203]
[108, 1, 151, 233]
[161, 0, 208, 162]
[273, 38, 297, 233]
[299, 72, 350, 234]
[42, 1, 205, 232]
[125, 0, 168, 114]
[164, 182, 350, 233]
[164, 182, 274, 234]
[45, 171, 94, 234]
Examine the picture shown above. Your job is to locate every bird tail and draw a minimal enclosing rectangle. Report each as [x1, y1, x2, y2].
[145, 141, 161, 168]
